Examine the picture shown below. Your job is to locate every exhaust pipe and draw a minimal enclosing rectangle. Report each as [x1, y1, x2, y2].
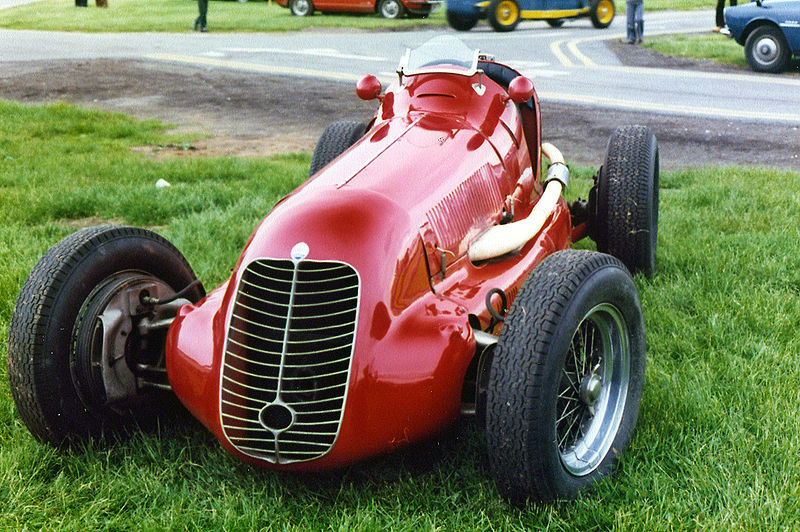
[468, 143, 569, 262]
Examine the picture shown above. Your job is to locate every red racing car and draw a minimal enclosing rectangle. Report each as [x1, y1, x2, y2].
[8, 36, 659, 503]
[277, 0, 434, 19]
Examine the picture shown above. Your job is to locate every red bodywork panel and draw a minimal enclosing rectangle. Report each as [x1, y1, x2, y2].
[166, 66, 571, 470]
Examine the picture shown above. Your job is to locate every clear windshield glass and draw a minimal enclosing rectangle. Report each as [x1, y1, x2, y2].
[397, 35, 480, 77]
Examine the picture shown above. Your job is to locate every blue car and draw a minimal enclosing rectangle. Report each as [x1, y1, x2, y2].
[446, 0, 615, 32]
[724, 0, 800, 73]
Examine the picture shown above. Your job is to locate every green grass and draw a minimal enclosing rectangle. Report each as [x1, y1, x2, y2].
[644, 33, 749, 68]
[2, 100, 800, 529]
[0, 0, 446, 32]
[0, 0, 712, 32]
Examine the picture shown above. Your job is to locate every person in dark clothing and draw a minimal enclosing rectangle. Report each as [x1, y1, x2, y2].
[715, 0, 737, 31]
[194, 0, 208, 32]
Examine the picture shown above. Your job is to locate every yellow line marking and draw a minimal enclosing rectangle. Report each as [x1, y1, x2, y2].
[567, 39, 596, 67]
[549, 39, 573, 67]
[537, 90, 800, 123]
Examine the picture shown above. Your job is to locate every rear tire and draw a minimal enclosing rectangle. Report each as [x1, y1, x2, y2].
[744, 25, 791, 73]
[486, 250, 646, 503]
[592, 125, 659, 278]
[7, 225, 204, 447]
[407, 5, 431, 18]
[446, 9, 478, 31]
[309, 121, 367, 177]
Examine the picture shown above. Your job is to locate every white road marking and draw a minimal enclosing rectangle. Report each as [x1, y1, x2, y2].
[537, 90, 800, 123]
[219, 47, 387, 62]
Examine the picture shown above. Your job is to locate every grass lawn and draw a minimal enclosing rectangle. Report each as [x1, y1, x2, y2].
[644, 33, 749, 69]
[1, 100, 799, 529]
[0, 0, 447, 32]
[0, 0, 711, 32]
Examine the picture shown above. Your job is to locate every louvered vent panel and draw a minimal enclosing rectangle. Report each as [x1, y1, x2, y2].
[425, 164, 503, 254]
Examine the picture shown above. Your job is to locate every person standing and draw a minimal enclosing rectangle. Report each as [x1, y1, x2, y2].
[626, 0, 644, 44]
[194, 0, 208, 32]
[715, 0, 737, 31]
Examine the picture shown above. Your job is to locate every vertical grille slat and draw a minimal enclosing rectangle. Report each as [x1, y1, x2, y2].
[220, 258, 360, 464]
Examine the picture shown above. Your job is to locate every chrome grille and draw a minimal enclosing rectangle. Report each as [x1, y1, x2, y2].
[220, 258, 360, 464]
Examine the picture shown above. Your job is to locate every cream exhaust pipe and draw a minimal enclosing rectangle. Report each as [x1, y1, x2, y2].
[468, 143, 569, 262]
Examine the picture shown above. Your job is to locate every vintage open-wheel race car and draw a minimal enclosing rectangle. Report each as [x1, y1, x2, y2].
[445, 0, 616, 33]
[7, 36, 658, 503]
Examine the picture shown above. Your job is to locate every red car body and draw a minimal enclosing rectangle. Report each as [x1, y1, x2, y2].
[275, 0, 434, 16]
[166, 52, 572, 470]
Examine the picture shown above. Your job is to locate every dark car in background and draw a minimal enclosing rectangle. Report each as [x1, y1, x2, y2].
[724, 0, 800, 72]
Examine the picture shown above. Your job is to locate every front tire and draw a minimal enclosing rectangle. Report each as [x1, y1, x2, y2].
[7, 225, 204, 447]
[309, 121, 367, 177]
[446, 9, 478, 31]
[592, 125, 659, 278]
[744, 25, 791, 73]
[488, 0, 520, 32]
[486, 250, 646, 502]
[590, 0, 614, 29]
[378, 0, 405, 19]
[289, 0, 314, 16]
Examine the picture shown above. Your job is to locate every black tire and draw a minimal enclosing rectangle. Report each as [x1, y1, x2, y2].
[744, 25, 791, 73]
[486, 250, 646, 503]
[546, 18, 564, 28]
[407, 5, 431, 18]
[377, 0, 405, 19]
[309, 121, 367, 177]
[289, 0, 314, 16]
[589, 0, 614, 29]
[7, 225, 205, 447]
[593, 125, 659, 278]
[487, 0, 520, 32]
[446, 9, 478, 31]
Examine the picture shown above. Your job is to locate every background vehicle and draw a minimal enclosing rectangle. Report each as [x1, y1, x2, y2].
[277, 0, 435, 19]
[446, 0, 614, 32]
[724, 0, 800, 73]
[7, 36, 658, 503]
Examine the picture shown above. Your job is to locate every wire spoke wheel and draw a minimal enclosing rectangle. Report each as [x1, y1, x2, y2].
[557, 303, 629, 477]
[486, 250, 645, 502]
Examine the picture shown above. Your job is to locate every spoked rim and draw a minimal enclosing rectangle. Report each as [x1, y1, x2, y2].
[556, 302, 630, 476]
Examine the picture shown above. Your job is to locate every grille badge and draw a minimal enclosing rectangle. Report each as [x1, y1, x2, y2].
[291, 242, 310, 263]
[259, 402, 296, 432]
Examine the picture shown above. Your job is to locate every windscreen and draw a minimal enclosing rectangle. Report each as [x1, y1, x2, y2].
[397, 35, 480, 77]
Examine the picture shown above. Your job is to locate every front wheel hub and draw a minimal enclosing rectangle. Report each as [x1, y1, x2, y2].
[580, 371, 603, 407]
[756, 38, 778, 62]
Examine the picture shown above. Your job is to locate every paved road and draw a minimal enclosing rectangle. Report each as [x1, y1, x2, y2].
[1, 9, 799, 123]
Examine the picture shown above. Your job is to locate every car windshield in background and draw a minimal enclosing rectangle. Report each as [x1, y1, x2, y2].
[398, 35, 480, 77]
